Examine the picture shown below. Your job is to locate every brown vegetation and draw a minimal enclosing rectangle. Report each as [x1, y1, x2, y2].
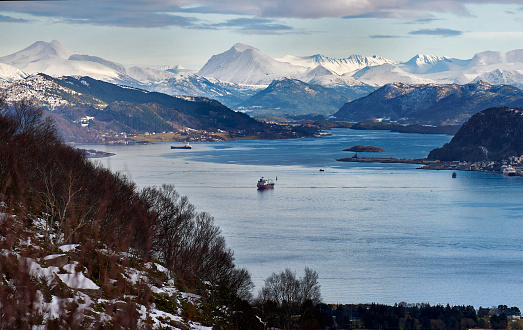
[0, 95, 255, 327]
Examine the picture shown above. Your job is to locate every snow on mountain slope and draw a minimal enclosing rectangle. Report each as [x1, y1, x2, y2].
[276, 54, 396, 75]
[0, 41, 256, 107]
[308, 75, 378, 101]
[400, 54, 454, 74]
[472, 69, 523, 89]
[197, 43, 308, 85]
[305, 65, 337, 80]
[0, 40, 75, 67]
[0, 63, 28, 81]
[197, 43, 470, 88]
[1, 74, 84, 109]
[0, 40, 201, 88]
[351, 63, 436, 86]
[8, 41, 523, 112]
[0, 41, 126, 81]
[468, 49, 523, 67]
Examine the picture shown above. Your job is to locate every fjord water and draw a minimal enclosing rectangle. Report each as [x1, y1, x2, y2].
[88, 129, 523, 307]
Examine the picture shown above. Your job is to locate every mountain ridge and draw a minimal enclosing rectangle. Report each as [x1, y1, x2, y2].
[0, 40, 258, 108]
[333, 81, 523, 125]
[1, 74, 319, 142]
[237, 77, 350, 116]
[6, 41, 523, 119]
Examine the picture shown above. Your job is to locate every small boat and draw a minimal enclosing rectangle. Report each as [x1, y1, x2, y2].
[257, 177, 275, 190]
[319, 169, 324, 172]
[171, 143, 192, 149]
[452, 172, 457, 178]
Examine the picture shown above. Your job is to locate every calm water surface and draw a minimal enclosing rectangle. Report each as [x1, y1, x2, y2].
[86, 129, 523, 307]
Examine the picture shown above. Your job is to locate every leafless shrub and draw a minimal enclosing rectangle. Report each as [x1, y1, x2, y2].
[0, 97, 254, 326]
[257, 267, 322, 329]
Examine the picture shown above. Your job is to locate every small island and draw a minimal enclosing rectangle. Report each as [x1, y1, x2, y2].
[344, 145, 385, 152]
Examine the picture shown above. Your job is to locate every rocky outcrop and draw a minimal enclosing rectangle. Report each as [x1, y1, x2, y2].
[344, 145, 385, 152]
[427, 107, 523, 161]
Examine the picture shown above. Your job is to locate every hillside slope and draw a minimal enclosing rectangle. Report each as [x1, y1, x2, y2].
[0, 99, 257, 328]
[237, 78, 349, 116]
[333, 81, 523, 125]
[1, 74, 318, 142]
[427, 107, 523, 162]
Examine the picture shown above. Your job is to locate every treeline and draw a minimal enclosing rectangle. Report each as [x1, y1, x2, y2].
[351, 121, 461, 135]
[0, 96, 255, 327]
[313, 303, 521, 330]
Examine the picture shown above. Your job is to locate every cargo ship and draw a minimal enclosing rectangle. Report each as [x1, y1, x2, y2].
[171, 143, 192, 149]
[257, 177, 275, 190]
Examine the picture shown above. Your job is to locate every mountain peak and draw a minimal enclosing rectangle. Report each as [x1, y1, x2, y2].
[29, 40, 75, 59]
[232, 43, 259, 53]
[405, 54, 446, 65]
[0, 40, 76, 68]
[198, 43, 307, 85]
[401, 54, 450, 74]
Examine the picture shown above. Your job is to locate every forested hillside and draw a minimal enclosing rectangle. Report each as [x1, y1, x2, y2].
[428, 107, 523, 161]
[0, 96, 256, 328]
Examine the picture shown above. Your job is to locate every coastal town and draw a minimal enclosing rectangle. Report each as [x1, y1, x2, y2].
[337, 154, 523, 176]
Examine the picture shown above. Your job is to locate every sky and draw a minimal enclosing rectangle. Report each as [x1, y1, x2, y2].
[1, 0, 523, 70]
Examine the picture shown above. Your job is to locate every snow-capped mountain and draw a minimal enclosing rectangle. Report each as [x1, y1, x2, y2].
[472, 69, 523, 89]
[6, 40, 523, 118]
[0, 63, 28, 82]
[197, 43, 308, 85]
[352, 63, 436, 86]
[468, 49, 523, 67]
[197, 44, 523, 92]
[276, 54, 396, 75]
[0, 40, 256, 107]
[400, 54, 455, 74]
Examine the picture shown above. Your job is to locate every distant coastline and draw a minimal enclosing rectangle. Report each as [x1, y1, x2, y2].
[336, 156, 521, 176]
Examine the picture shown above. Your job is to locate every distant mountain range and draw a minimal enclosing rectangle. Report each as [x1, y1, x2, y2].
[428, 107, 523, 161]
[5, 41, 523, 119]
[237, 78, 350, 116]
[0, 74, 317, 143]
[0, 40, 255, 108]
[334, 81, 523, 125]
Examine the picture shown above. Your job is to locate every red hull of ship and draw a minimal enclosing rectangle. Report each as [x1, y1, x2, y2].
[257, 184, 275, 190]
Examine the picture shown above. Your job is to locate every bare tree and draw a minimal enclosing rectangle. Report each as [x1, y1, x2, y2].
[257, 267, 322, 328]
[300, 267, 321, 305]
[7, 99, 59, 144]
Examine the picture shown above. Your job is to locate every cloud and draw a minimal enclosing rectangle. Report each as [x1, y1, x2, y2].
[62, 13, 198, 29]
[0, 0, 519, 28]
[0, 14, 30, 23]
[370, 35, 403, 39]
[207, 17, 294, 34]
[409, 28, 463, 37]
[405, 17, 440, 24]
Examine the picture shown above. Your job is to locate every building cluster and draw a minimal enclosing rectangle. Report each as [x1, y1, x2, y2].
[422, 155, 523, 176]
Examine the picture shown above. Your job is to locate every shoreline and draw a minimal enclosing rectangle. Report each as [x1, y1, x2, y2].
[337, 156, 520, 176]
